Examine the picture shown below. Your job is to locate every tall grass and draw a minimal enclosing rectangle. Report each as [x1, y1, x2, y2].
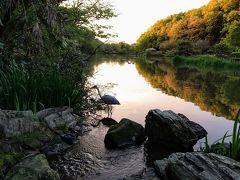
[0, 60, 88, 112]
[204, 109, 240, 161]
[230, 109, 240, 160]
[173, 55, 240, 71]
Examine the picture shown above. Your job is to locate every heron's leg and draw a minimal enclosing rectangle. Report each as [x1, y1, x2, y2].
[107, 105, 110, 118]
[109, 105, 113, 118]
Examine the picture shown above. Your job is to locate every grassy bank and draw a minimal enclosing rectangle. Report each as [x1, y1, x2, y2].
[0, 59, 89, 112]
[173, 55, 240, 72]
[204, 110, 240, 161]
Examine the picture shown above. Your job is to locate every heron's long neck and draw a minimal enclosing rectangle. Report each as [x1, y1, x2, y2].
[96, 87, 102, 98]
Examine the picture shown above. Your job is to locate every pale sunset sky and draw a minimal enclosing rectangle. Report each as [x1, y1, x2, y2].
[105, 0, 210, 44]
[65, 0, 210, 44]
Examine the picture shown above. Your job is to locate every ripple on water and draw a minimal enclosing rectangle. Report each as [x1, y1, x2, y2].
[55, 124, 159, 180]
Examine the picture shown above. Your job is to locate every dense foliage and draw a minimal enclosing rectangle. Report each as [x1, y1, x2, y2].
[136, 0, 240, 56]
[97, 42, 136, 55]
[0, 0, 115, 60]
[0, 0, 116, 112]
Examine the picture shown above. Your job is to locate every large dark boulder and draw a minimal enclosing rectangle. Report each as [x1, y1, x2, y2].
[145, 109, 207, 150]
[154, 152, 240, 180]
[104, 118, 146, 148]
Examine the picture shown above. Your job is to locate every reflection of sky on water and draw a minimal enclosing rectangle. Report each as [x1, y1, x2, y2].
[91, 61, 234, 145]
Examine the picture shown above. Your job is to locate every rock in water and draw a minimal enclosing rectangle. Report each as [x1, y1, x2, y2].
[36, 107, 77, 129]
[145, 109, 207, 150]
[0, 110, 39, 138]
[4, 154, 60, 180]
[104, 118, 146, 148]
[154, 152, 240, 180]
[100, 118, 118, 127]
[178, 113, 208, 140]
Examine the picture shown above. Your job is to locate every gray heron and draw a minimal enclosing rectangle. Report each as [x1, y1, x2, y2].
[91, 85, 120, 118]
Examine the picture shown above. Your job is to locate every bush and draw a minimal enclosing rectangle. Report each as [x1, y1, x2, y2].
[213, 41, 233, 56]
[176, 40, 193, 56]
[193, 40, 211, 54]
[159, 40, 193, 56]
[165, 50, 176, 57]
[231, 52, 240, 58]
[159, 40, 177, 52]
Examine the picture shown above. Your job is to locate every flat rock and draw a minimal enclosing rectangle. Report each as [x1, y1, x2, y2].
[36, 107, 77, 129]
[145, 109, 207, 150]
[154, 152, 240, 180]
[4, 154, 60, 180]
[104, 118, 146, 148]
[0, 110, 39, 138]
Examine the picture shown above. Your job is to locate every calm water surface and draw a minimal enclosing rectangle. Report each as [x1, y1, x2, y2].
[91, 59, 236, 144]
[57, 57, 240, 179]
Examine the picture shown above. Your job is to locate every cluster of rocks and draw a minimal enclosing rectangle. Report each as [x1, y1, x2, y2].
[103, 109, 240, 179]
[2, 107, 240, 180]
[0, 107, 91, 180]
[104, 109, 207, 151]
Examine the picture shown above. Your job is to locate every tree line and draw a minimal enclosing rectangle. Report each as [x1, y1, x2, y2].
[136, 0, 240, 56]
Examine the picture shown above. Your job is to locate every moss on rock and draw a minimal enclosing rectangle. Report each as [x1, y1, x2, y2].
[4, 154, 60, 180]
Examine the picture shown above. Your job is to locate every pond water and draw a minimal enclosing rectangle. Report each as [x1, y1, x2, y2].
[91, 57, 240, 144]
[56, 56, 240, 179]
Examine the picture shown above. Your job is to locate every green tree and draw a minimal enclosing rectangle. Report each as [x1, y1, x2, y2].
[226, 20, 240, 48]
[0, 0, 116, 60]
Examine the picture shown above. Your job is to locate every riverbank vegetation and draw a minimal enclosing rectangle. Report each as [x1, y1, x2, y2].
[136, 57, 240, 120]
[204, 110, 240, 161]
[173, 55, 240, 71]
[136, 0, 240, 58]
[97, 42, 136, 55]
[0, 0, 116, 112]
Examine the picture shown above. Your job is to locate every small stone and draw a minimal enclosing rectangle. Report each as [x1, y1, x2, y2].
[60, 133, 78, 145]
[100, 118, 118, 127]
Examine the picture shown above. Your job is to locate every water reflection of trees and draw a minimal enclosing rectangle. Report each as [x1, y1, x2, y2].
[136, 58, 240, 120]
[87, 55, 136, 75]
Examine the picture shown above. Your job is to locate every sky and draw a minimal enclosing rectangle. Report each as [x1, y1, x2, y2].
[104, 0, 210, 44]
